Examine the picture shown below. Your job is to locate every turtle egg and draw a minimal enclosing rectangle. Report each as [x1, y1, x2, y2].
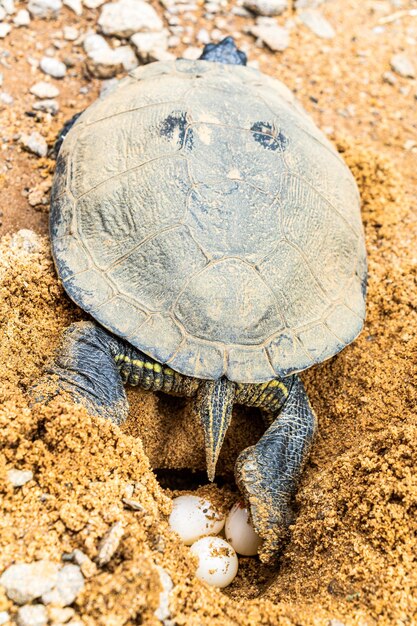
[190, 536, 238, 588]
[169, 495, 225, 545]
[225, 502, 262, 556]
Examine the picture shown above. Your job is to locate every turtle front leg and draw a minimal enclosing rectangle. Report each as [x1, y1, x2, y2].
[31, 320, 200, 424]
[235, 376, 317, 561]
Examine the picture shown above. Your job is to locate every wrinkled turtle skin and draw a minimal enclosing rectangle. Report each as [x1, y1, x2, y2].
[34, 38, 367, 561]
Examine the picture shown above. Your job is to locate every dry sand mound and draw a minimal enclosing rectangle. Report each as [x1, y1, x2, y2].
[1, 144, 416, 625]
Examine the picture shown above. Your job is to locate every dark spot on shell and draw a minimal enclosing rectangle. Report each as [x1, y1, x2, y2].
[160, 112, 193, 149]
[251, 121, 289, 152]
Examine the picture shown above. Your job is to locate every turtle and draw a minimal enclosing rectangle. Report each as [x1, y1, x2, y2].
[33, 37, 367, 558]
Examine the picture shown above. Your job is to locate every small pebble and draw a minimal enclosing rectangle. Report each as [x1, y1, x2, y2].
[0, 561, 59, 605]
[82, 0, 105, 7]
[41, 564, 84, 606]
[225, 502, 262, 556]
[98, 0, 163, 38]
[251, 21, 290, 51]
[244, 0, 287, 16]
[190, 537, 238, 588]
[0, 24, 12, 38]
[13, 9, 31, 25]
[1, 0, 15, 13]
[17, 604, 47, 626]
[33, 98, 59, 114]
[0, 91, 14, 104]
[30, 81, 60, 98]
[7, 468, 33, 487]
[20, 132, 48, 157]
[299, 8, 335, 39]
[63, 25, 79, 40]
[130, 30, 173, 63]
[40, 56, 67, 78]
[169, 495, 225, 546]
[0, 613, 10, 626]
[154, 566, 173, 624]
[96, 521, 124, 566]
[47, 606, 75, 623]
[181, 45, 201, 60]
[27, 0, 62, 18]
[63, 0, 82, 13]
[382, 70, 397, 85]
[390, 53, 415, 78]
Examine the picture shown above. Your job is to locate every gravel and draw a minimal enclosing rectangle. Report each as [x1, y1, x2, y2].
[6, 468, 33, 487]
[299, 8, 335, 38]
[27, 0, 62, 18]
[243, 0, 287, 17]
[30, 81, 60, 98]
[96, 521, 125, 566]
[154, 566, 173, 625]
[0, 613, 10, 626]
[390, 53, 415, 78]
[16, 604, 48, 626]
[63, 25, 79, 39]
[39, 56, 67, 78]
[0, 561, 60, 605]
[98, 0, 163, 38]
[82, 0, 105, 7]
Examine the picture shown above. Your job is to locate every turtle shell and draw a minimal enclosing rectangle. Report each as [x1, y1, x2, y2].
[50, 59, 366, 383]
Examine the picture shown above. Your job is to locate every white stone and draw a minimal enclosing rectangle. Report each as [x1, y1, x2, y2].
[391, 53, 415, 79]
[40, 56, 66, 78]
[33, 98, 59, 114]
[86, 43, 138, 78]
[17, 604, 47, 626]
[225, 502, 262, 556]
[244, 0, 287, 16]
[0, 561, 59, 604]
[63, 25, 79, 40]
[83, 32, 108, 54]
[27, 0, 62, 18]
[0, 612, 10, 626]
[0, 6, 5, 19]
[20, 132, 48, 157]
[0, 23, 11, 38]
[47, 607, 75, 623]
[299, 8, 335, 38]
[63, 0, 82, 14]
[0, 91, 13, 104]
[98, 0, 163, 38]
[181, 45, 201, 60]
[82, 0, 105, 7]
[9, 230, 43, 254]
[154, 565, 173, 624]
[190, 537, 238, 588]
[169, 495, 225, 546]
[41, 565, 84, 606]
[7, 468, 33, 487]
[13, 9, 31, 25]
[30, 81, 60, 98]
[1, 0, 15, 14]
[130, 30, 174, 63]
[251, 22, 290, 51]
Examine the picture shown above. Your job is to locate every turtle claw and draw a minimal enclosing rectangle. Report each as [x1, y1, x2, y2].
[235, 445, 293, 563]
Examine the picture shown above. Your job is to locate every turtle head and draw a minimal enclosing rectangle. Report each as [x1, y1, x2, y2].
[195, 377, 236, 481]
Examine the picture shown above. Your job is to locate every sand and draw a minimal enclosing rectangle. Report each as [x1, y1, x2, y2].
[1, 0, 416, 624]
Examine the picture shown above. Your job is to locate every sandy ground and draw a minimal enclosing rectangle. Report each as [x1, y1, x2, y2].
[1, 0, 417, 624]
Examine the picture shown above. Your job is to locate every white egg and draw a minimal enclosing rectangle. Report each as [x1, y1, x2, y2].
[190, 536, 238, 588]
[225, 501, 262, 556]
[169, 495, 225, 545]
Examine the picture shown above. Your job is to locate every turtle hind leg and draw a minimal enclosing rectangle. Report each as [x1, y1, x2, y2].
[199, 36, 247, 66]
[235, 376, 317, 561]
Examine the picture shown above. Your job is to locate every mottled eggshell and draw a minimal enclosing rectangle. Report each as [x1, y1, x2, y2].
[190, 536, 238, 588]
[225, 501, 262, 556]
[169, 495, 225, 545]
